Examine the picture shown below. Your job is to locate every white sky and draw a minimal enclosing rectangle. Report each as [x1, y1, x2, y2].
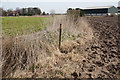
[1, 0, 120, 13]
[1, 0, 120, 2]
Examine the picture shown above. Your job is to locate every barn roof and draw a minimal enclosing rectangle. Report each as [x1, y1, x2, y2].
[118, 7, 120, 9]
[83, 6, 114, 10]
[9, 11, 18, 14]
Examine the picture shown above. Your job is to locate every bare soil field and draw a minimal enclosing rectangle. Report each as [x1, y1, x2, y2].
[79, 16, 120, 78]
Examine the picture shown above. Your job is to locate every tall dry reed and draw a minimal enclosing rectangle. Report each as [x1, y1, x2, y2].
[2, 15, 93, 78]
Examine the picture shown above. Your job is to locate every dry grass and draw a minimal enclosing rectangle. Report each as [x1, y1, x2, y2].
[2, 15, 93, 78]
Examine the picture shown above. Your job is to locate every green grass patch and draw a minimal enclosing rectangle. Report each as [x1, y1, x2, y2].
[2, 17, 50, 36]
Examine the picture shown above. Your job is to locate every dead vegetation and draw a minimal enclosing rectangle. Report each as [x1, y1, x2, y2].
[2, 15, 93, 78]
[2, 15, 120, 78]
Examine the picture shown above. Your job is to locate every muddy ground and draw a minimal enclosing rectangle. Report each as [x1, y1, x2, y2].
[75, 16, 120, 78]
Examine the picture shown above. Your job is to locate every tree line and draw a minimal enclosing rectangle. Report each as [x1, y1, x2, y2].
[67, 8, 85, 17]
[0, 7, 49, 16]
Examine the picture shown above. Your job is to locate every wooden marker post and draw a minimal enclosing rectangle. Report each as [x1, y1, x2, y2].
[59, 24, 62, 49]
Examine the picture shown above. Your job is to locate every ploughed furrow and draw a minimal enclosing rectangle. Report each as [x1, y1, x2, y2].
[79, 17, 120, 78]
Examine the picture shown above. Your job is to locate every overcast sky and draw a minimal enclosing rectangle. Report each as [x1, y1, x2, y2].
[1, 0, 120, 13]
[1, 0, 120, 2]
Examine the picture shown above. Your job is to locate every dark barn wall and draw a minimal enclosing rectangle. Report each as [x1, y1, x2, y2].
[84, 8, 108, 15]
[117, 7, 120, 13]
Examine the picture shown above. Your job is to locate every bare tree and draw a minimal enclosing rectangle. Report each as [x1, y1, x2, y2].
[33, 7, 41, 15]
[7, 8, 13, 13]
[50, 9, 55, 17]
[0, 8, 2, 16]
[22, 8, 27, 15]
[1, 8, 7, 16]
[16, 7, 20, 11]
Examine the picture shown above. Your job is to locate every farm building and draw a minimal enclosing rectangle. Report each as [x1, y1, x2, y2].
[83, 6, 118, 16]
[118, 7, 120, 13]
[7, 11, 19, 16]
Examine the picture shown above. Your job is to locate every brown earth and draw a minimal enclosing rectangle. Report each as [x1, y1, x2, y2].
[73, 16, 120, 78]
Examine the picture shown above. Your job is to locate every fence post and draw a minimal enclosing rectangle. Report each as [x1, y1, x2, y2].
[59, 24, 62, 49]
